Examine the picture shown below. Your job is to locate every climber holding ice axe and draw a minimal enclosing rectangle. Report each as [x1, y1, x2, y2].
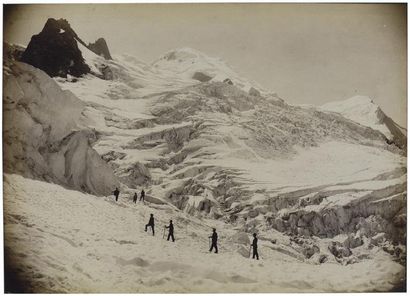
[145, 214, 155, 236]
[164, 220, 175, 242]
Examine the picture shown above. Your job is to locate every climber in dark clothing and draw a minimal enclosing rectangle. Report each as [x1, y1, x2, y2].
[251, 233, 259, 260]
[165, 220, 175, 242]
[209, 228, 218, 253]
[113, 187, 120, 202]
[133, 192, 138, 203]
[140, 189, 145, 202]
[145, 214, 155, 235]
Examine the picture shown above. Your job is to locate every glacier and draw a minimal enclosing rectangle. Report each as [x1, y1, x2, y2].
[3, 19, 407, 292]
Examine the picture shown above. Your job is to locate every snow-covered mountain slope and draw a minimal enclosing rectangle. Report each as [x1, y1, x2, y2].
[151, 47, 265, 93]
[321, 96, 407, 148]
[54, 53, 406, 266]
[3, 50, 119, 196]
[4, 174, 405, 292]
[72, 43, 267, 100]
[4, 18, 407, 292]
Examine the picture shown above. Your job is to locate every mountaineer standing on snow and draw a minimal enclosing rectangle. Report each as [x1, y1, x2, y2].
[145, 214, 155, 235]
[209, 228, 218, 253]
[251, 233, 259, 260]
[113, 187, 120, 202]
[140, 189, 145, 202]
[165, 220, 175, 242]
[133, 192, 138, 203]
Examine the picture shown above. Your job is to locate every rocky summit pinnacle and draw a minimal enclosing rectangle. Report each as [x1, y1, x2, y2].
[21, 18, 91, 78]
[88, 38, 112, 60]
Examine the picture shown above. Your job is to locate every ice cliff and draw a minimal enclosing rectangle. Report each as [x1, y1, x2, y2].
[4, 48, 119, 195]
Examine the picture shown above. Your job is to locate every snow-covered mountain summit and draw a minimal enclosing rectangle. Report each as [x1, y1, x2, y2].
[321, 96, 406, 149]
[151, 47, 264, 93]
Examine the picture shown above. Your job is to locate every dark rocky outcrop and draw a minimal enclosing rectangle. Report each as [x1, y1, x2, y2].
[223, 78, 234, 85]
[21, 18, 90, 78]
[88, 38, 112, 60]
[382, 114, 407, 150]
[100, 64, 114, 80]
[192, 71, 213, 82]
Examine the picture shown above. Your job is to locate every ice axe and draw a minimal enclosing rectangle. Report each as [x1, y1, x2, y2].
[163, 227, 166, 239]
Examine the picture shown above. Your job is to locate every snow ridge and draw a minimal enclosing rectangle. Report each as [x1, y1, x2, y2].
[321, 96, 406, 148]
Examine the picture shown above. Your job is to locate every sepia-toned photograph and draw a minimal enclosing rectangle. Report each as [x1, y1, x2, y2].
[3, 2, 407, 292]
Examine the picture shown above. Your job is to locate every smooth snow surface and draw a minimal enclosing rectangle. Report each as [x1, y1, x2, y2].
[4, 174, 404, 293]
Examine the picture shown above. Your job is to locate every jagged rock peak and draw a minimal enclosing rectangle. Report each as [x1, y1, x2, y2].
[42, 18, 73, 36]
[21, 18, 90, 78]
[88, 38, 112, 60]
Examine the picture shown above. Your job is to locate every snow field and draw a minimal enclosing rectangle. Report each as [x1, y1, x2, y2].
[4, 174, 404, 292]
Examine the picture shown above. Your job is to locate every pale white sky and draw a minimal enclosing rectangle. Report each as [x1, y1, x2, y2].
[4, 3, 407, 126]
